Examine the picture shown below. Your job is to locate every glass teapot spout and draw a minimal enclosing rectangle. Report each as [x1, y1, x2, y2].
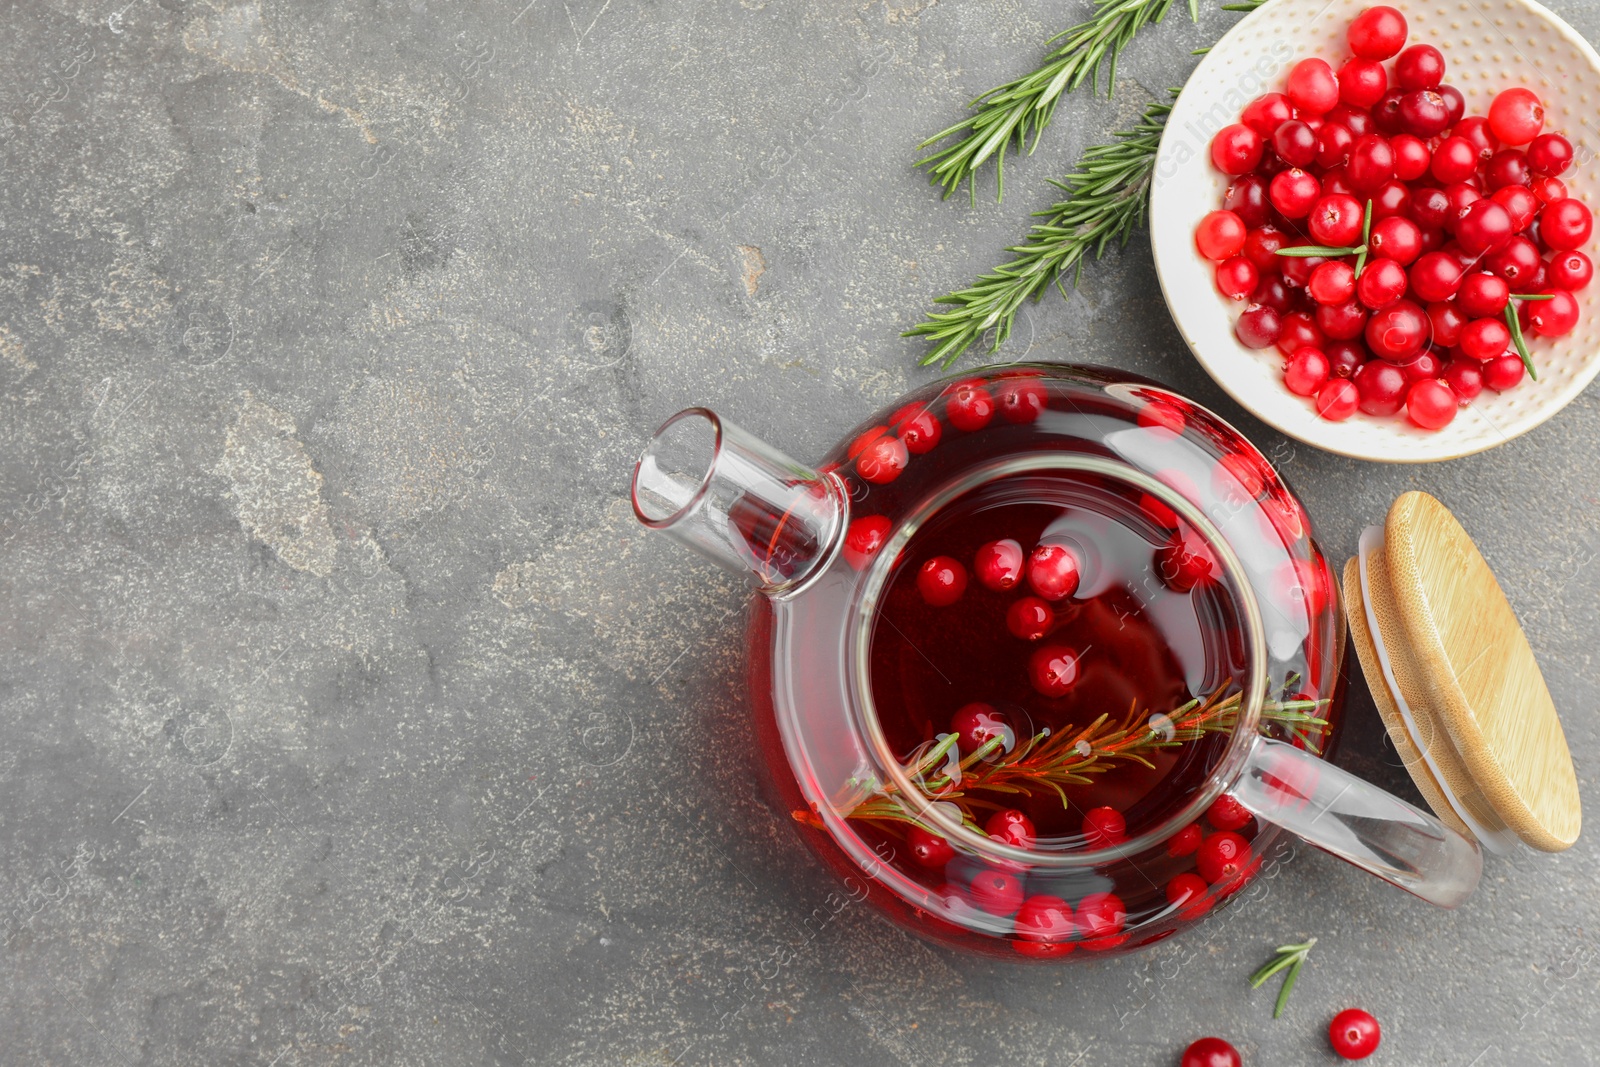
[631, 408, 847, 595]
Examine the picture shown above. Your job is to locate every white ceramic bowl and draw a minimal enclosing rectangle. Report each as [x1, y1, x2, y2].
[1151, 0, 1600, 462]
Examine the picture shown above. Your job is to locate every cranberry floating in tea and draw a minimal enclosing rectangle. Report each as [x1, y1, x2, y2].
[631, 365, 1484, 960]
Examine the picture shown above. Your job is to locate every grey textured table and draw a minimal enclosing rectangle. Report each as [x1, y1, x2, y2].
[3, 1, 1598, 1064]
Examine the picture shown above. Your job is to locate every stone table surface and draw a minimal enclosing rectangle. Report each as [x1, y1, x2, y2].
[3, 1, 1599, 1064]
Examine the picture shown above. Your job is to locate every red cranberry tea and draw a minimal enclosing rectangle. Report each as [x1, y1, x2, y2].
[867, 469, 1249, 849]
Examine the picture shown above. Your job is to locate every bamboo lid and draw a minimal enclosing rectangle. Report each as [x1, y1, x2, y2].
[1342, 492, 1580, 854]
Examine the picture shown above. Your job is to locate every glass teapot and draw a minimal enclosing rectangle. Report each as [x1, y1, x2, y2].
[631, 364, 1481, 960]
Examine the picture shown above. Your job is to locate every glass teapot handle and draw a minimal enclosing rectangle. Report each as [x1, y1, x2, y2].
[1230, 736, 1482, 908]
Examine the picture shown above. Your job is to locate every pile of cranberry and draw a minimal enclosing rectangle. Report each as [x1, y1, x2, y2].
[1195, 5, 1592, 431]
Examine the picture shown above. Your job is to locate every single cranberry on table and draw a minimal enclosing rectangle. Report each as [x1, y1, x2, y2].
[1081, 805, 1127, 848]
[907, 825, 956, 868]
[986, 808, 1036, 849]
[1180, 1036, 1243, 1067]
[1329, 1008, 1382, 1060]
[1027, 542, 1081, 600]
[1028, 644, 1081, 697]
[1522, 289, 1582, 337]
[973, 538, 1024, 591]
[1347, 4, 1408, 60]
[1528, 131, 1574, 175]
[1489, 86, 1545, 145]
[1405, 379, 1457, 430]
[917, 556, 968, 606]
[1006, 596, 1055, 641]
[889, 401, 942, 454]
[952, 702, 1011, 751]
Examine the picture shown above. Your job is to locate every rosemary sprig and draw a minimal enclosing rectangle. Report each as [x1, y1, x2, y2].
[904, 93, 1175, 368]
[916, 0, 1197, 202]
[1250, 938, 1317, 1018]
[1504, 301, 1540, 381]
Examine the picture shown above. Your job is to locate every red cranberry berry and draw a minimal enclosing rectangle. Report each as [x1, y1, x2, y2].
[952, 702, 1011, 751]
[1443, 359, 1484, 403]
[1369, 216, 1422, 264]
[1457, 273, 1511, 318]
[1316, 122, 1355, 169]
[974, 538, 1024, 591]
[1027, 543, 1081, 600]
[1166, 873, 1213, 920]
[1327, 103, 1374, 138]
[1249, 274, 1290, 311]
[1488, 236, 1543, 286]
[1547, 250, 1594, 291]
[1410, 186, 1452, 230]
[1485, 149, 1532, 191]
[1492, 185, 1540, 232]
[1406, 379, 1457, 430]
[1014, 895, 1075, 951]
[1081, 805, 1127, 848]
[1308, 261, 1356, 305]
[1316, 299, 1369, 341]
[1028, 644, 1080, 697]
[1488, 87, 1545, 145]
[1216, 257, 1259, 300]
[1338, 58, 1388, 109]
[1457, 199, 1515, 255]
[1356, 257, 1409, 309]
[917, 556, 967, 606]
[1431, 135, 1478, 184]
[1197, 831, 1252, 884]
[1167, 822, 1203, 857]
[1427, 301, 1468, 348]
[1272, 120, 1318, 168]
[1540, 198, 1594, 250]
[1276, 310, 1325, 354]
[1206, 794, 1253, 831]
[1197, 209, 1248, 261]
[1394, 44, 1445, 91]
[1181, 1037, 1242, 1067]
[1484, 353, 1526, 391]
[1315, 378, 1360, 421]
[855, 432, 909, 484]
[1241, 93, 1294, 136]
[1455, 115, 1499, 160]
[1347, 134, 1395, 191]
[842, 514, 892, 569]
[986, 808, 1036, 850]
[1371, 89, 1406, 134]
[1527, 132, 1574, 175]
[1365, 299, 1430, 360]
[1354, 359, 1408, 416]
[1006, 596, 1055, 641]
[1236, 305, 1283, 348]
[1398, 89, 1450, 137]
[1397, 348, 1442, 383]
[996, 377, 1048, 424]
[1286, 58, 1339, 115]
[1347, 5, 1408, 60]
[1329, 1008, 1382, 1060]
[1390, 133, 1430, 181]
[1532, 175, 1568, 204]
[1269, 168, 1321, 218]
[1370, 179, 1411, 221]
[1409, 252, 1464, 303]
[945, 379, 994, 431]
[1155, 527, 1217, 591]
[966, 868, 1023, 916]
[1439, 84, 1466, 126]
[1326, 340, 1367, 378]
[1243, 225, 1286, 271]
[889, 401, 942, 454]
[1284, 346, 1331, 397]
[1076, 891, 1127, 945]
[907, 825, 955, 868]
[1307, 193, 1364, 246]
[1211, 124, 1264, 175]
[1522, 289, 1581, 337]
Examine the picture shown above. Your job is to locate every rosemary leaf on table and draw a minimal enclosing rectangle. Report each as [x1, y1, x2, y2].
[904, 92, 1175, 369]
[916, 0, 1197, 203]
